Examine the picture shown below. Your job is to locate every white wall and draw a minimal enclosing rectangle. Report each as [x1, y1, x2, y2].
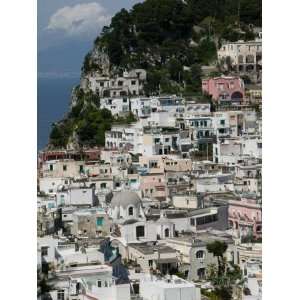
[69, 188, 94, 206]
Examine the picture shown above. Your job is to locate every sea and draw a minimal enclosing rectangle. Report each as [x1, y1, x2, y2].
[37, 77, 79, 150]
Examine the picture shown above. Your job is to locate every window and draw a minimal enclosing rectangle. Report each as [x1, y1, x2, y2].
[57, 290, 65, 300]
[136, 225, 145, 238]
[257, 143, 262, 149]
[197, 268, 205, 279]
[196, 214, 218, 225]
[164, 228, 170, 237]
[96, 217, 104, 226]
[41, 246, 48, 256]
[63, 165, 67, 171]
[123, 98, 127, 103]
[79, 165, 84, 173]
[100, 82, 104, 87]
[48, 203, 55, 209]
[149, 260, 153, 267]
[190, 218, 195, 226]
[64, 180, 68, 185]
[149, 161, 158, 168]
[131, 80, 136, 85]
[128, 207, 134, 216]
[196, 250, 205, 259]
[49, 164, 53, 171]
[97, 280, 102, 287]
[100, 183, 107, 189]
[220, 120, 225, 125]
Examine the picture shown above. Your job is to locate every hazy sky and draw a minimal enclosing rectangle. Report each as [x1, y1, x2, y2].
[38, 0, 142, 76]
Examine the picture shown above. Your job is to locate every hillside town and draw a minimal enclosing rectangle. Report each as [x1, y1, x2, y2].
[37, 5, 262, 299]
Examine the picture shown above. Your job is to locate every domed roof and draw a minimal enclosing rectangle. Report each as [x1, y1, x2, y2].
[111, 191, 142, 209]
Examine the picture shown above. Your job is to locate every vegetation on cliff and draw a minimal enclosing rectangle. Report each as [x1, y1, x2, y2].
[49, 87, 137, 149]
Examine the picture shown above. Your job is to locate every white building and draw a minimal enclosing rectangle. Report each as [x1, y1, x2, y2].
[86, 69, 146, 98]
[105, 123, 143, 154]
[100, 97, 130, 116]
[142, 127, 180, 156]
[49, 264, 131, 300]
[39, 177, 71, 195]
[109, 191, 157, 244]
[195, 173, 234, 193]
[212, 112, 231, 137]
[57, 187, 96, 207]
[130, 97, 152, 117]
[217, 39, 262, 73]
[184, 102, 211, 117]
[139, 274, 201, 300]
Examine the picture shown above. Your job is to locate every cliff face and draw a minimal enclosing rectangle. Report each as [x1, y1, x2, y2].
[82, 47, 110, 78]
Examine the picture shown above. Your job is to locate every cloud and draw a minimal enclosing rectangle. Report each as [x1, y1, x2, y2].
[46, 2, 110, 36]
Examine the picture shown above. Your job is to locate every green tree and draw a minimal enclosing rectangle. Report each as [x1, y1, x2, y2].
[207, 241, 228, 276]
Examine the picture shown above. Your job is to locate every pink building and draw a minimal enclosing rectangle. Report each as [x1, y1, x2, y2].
[228, 197, 262, 238]
[139, 173, 167, 201]
[202, 76, 245, 102]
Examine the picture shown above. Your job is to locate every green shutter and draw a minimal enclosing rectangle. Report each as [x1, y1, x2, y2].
[96, 217, 103, 226]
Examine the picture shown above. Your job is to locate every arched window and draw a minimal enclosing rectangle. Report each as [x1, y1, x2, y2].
[164, 228, 169, 238]
[128, 206, 134, 216]
[196, 250, 205, 259]
[231, 91, 243, 100]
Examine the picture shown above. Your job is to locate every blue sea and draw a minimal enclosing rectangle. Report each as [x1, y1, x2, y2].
[37, 77, 79, 150]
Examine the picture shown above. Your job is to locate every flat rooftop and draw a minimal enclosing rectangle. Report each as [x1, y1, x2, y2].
[167, 230, 233, 246]
[129, 243, 177, 255]
[140, 274, 195, 288]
